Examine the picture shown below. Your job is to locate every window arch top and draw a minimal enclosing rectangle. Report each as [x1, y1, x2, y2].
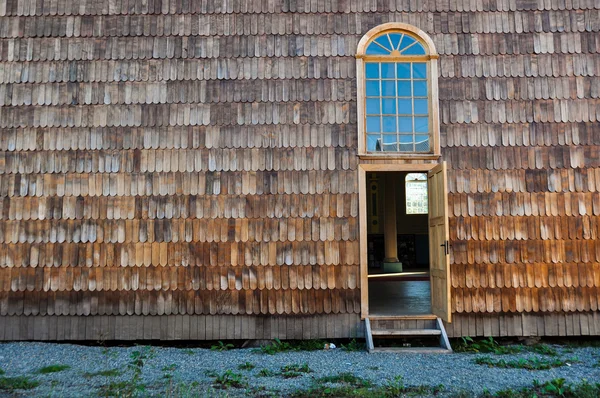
[365, 33, 426, 56]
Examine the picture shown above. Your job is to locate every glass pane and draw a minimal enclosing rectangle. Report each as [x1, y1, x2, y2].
[413, 63, 427, 78]
[366, 43, 389, 55]
[399, 36, 416, 52]
[399, 142, 413, 152]
[398, 117, 413, 132]
[366, 134, 379, 151]
[381, 63, 395, 78]
[413, 81, 427, 97]
[366, 80, 380, 96]
[382, 81, 395, 96]
[388, 33, 403, 50]
[398, 99, 412, 114]
[381, 98, 396, 114]
[367, 117, 381, 133]
[382, 117, 396, 133]
[365, 63, 379, 78]
[366, 98, 380, 115]
[400, 136, 413, 146]
[414, 117, 429, 132]
[397, 81, 412, 97]
[397, 63, 411, 78]
[382, 134, 397, 144]
[374, 36, 392, 52]
[414, 99, 428, 115]
[403, 42, 426, 55]
[415, 135, 430, 151]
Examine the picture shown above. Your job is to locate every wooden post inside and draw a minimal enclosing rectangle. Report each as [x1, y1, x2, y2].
[383, 173, 399, 263]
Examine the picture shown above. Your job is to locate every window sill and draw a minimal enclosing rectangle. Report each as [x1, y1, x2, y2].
[359, 153, 441, 161]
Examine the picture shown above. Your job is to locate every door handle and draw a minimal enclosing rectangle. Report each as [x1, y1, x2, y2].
[440, 240, 449, 255]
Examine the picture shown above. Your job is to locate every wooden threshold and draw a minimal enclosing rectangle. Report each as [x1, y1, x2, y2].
[372, 329, 441, 336]
[367, 314, 437, 321]
[371, 347, 452, 354]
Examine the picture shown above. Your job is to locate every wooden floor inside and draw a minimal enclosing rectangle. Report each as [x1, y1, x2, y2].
[368, 277, 432, 316]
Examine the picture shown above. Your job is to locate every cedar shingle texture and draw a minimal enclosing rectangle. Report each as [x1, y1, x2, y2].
[1, 0, 599, 319]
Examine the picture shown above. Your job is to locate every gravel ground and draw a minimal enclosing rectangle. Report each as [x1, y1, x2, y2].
[0, 341, 599, 397]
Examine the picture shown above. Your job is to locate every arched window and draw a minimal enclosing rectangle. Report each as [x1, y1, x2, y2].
[405, 173, 428, 214]
[357, 24, 440, 157]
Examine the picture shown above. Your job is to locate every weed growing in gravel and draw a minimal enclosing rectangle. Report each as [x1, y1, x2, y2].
[212, 370, 247, 389]
[491, 378, 600, 398]
[0, 376, 40, 392]
[341, 339, 365, 352]
[82, 369, 120, 378]
[257, 369, 276, 377]
[182, 349, 195, 355]
[454, 337, 522, 354]
[210, 341, 234, 351]
[474, 356, 574, 370]
[100, 346, 155, 397]
[258, 338, 294, 354]
[291, 374, 441, 397]
[368, 366, 380, 371]
[162, 364, 178, 372]
[530, 344, 558, 356]
[280, 363, 312, 378]
[36, 364, 71, 374]
[237, 362, 255, 371]
[317, 373, 372, 387]
[0, 369, 4, 375]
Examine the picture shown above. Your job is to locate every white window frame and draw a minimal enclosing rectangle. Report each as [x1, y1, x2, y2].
[356, 23, 441, 159]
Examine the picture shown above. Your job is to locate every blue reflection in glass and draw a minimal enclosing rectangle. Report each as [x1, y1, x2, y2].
[399, 117, 412, 132]
[381, 63, 395, 78]
[366, 98, 380, 114]
[398, 99, 412, 114]
[383, 135, 397, 144]
[413, 63, 427, 78]
[415, 135, 430, 151]
[388, 33, 402, 50]
[414, 117, 429, 132]
[382, 117, 396, 132]
[382, 81, 395, 96]
[400, 36, 416, 51]
[366, 81, 380, 96]
[374, 36, 392, 51]
[367, 134, 379, 151]
[382, 98, 396, 114]
[397, 63, 411, 78]
[413, 81, 427, 96]
[366, 39, 390, 55]
[397, 81, 412, 97]
[414, 99, 428, 115]
[403, 42, 426, 55]
[399, 134, 414, 143]
[365, 63, 379, 78]
[367, 117, 381, 132]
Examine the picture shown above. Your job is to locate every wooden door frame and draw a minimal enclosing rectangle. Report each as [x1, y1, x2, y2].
[358, 163, 439, 319]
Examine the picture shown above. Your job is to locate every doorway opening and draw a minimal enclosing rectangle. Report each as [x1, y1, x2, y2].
[366, 171, 431, 316]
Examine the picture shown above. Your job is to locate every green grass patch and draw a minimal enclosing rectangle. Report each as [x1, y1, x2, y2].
[82, 369, 120, 378]
[0, 369, 4, 375]
[491, 378, 600, 398]
[212, 370, 247, 389]
[530, 344, 558, 357]
[0, 376, 40, 392]
[36, 364, 71, 374]
[237, 362, 255, 371]
[453, 337, 522, 354]
[280, 363, 312, 379]
[257, 338, 331, 354]
[210, 341, 235, 351]
[257, 368, 276, 377]
[291, 375, 441, 398]
[474, 356, 574, 370]
[341, 339, 365, 352]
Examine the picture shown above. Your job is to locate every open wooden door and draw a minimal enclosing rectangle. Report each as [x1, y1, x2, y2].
[428, 162, 451, 322]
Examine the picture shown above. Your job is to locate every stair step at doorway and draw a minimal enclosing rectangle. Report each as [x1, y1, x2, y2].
[365, 316, 452, 353]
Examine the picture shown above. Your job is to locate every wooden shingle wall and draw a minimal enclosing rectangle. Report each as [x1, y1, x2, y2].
[0, 0, 599, 339]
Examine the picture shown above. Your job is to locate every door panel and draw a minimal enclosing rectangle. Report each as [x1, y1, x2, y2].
[428, 162, 451, 322]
